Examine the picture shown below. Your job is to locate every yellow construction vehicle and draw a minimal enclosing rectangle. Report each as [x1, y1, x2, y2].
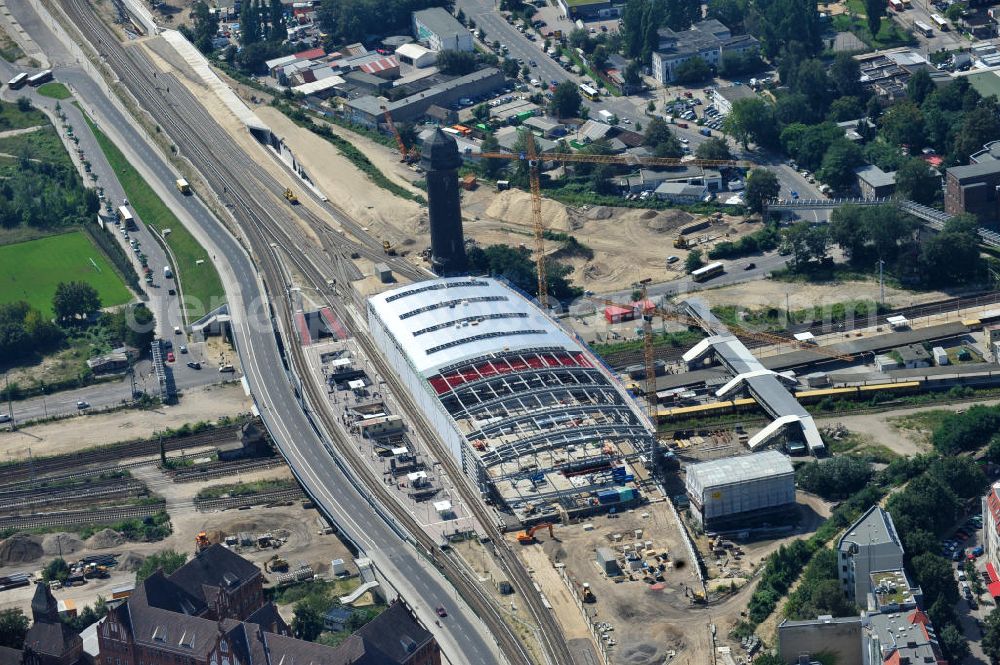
[195, 531, 210, 552]
[382, 240, 397, 256]
[283, 188, 299, 204]
[672, 235, 690, 249]
[516, 523, 555, 545]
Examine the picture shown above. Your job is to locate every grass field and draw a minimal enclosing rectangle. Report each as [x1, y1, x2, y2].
[36, 81, 72, 100]
[967, 71, 1000, 99]
[0, 231, 132, 317]
[0, 125, 71, 167]
[79, 108, 225, 317]
[0, 99, 48, 131]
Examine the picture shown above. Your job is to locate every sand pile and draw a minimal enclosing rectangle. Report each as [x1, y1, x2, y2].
[644, 210, 693, 233]
[484, 190, 570, 231]
[117, 551, 145, 572]
[42, 532, 83, 556]
[584, 206, 613, 220]
[0, 533, 44, 564]
[87, 529, 125, 550]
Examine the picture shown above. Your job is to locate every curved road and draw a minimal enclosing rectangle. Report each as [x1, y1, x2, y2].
[12, 1, 505, 662]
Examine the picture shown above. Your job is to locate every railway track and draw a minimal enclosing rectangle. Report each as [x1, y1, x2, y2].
[0, 423, 245, 483]
[60, 4, 556, 663]
[0, 479, 146, 508]
[194, 488, 304, 511]
[168, 457, 286, 482]
[0, 502, 166, 531]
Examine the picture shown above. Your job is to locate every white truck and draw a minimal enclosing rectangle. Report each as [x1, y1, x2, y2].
[598, 109, 618, 124]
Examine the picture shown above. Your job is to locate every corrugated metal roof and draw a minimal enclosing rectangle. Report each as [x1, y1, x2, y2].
[685, 450, 793, 491]
[368, 277, 579, 376]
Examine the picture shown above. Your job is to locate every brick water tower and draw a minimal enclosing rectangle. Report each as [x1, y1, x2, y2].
[420, 128, 467, 275]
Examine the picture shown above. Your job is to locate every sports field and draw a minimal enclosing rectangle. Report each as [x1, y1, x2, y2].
[0, 231, 132, 316]
[967, 71, 1000, 99]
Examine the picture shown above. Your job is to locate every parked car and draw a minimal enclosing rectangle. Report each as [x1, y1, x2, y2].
[76, 401, 90, 410]
[166, 352, 175, 362]
[186, 361, 201, 370]
[436, 606, 448, 617]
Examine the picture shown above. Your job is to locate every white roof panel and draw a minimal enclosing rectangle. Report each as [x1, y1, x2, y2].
[685, 450, 793, 493]
[368, 277, 579, 376]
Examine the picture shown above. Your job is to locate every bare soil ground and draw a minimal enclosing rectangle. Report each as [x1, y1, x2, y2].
[509, 503, 709, 665]
[0, 488, 354, 618]
[0, 382, 251, 461]
[698, 277, 952, 312]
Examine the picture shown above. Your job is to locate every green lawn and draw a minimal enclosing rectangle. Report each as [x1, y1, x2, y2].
[967, 71, 1000, 99]
[0, 99, 48, 131]
[0, 231, 132, 317]
[0, 126, 71, 166]
[79, 109, 225, 319]
[36, 81, 72, 100]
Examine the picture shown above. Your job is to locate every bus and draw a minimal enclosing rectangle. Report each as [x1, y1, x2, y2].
[117, 206, 137, 231]
[579, 83, 599, 101]
[930, 13, 949, 29]
[914, 20, 934, 36]
[690, 261, 725, 282]
[7, 73, 27, 90]
[26, 70, 52, 87]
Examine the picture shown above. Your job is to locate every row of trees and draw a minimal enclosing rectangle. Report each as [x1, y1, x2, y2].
[318, 0, 448, 45]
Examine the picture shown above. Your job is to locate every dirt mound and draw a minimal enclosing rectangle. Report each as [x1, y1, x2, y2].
[619, 642, 662, 665]
[484, 190, 570, 232]
[42, 532, 83, 556]
[640, 209, 658, 219]
[584, 206, 613, 220]
[117, 551, 145, 572]
[0, 533, 44, 564]
[583, 262, 609, 278]
[646, 210, 694, 233]
[87, 529, 125, 550]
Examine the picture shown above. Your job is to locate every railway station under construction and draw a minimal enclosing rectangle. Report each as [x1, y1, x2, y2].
[367, 277, 655, 525]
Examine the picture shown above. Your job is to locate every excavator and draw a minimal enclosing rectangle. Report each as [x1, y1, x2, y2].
[516, 523, 555, 545]
[283, 188, 299, 205]
[195, 531, 210, 552]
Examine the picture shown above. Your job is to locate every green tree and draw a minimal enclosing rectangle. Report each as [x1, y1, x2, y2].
[501, 57, 520, 79]
[791, 59, 835, 119]
[621, 0, 648, 58]
[43, 557, 70, 583]
[240, 0, 261, 45]
[436, 50, 477, 75]
[782, 221, 830, 268]
[931, 405, 1000, 455]
[190, 1, 220, 53]
[643, 116, 683, 157]
[549, 81, 582, 119]
[695, 137, 732, 160]
[744, 168, 780, 214]
[830, 53, 864, 99]
[880, 101, 926, 149]
[685, 249, 704, 273]
[746, 0, 822, 59]
[52, 281, 101, 322]
[795, 456, 871, 499]
[953, 103, 1000, 162]
[864, 0, 884, 39]
[706, 0, 746, 30]
[911, 553, 959, 606]
[268, 0, 287, 42]
[292, 604, 324, 641]
[817, 139, 864, 191]
[674, 57, 712, 83]
[591, 45, 609, 71]
[894, 158, 938, 205]
[724, 97, 777, 148]
[136, 550, 188, 582]
[472, 103, 490, 123]
[984, 607, 1000, 664]
[0, 609, 28, 649]
[623, 60, 643, 91]
[827, 96, 864, 122]
[906, 69, 935, 105]
[480, 134, 506, 179]
[939, 623, 970, 663]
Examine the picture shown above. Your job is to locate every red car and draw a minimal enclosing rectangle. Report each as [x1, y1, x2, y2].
[166, 351, 175, 362]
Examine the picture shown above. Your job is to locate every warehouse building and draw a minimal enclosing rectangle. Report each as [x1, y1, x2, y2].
[413, 7, 473, 52]
[684, 450, 795, 530]
[367, 277, 655, 524]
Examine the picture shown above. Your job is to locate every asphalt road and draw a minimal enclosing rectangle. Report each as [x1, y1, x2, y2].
[14, 1, 506, 660]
